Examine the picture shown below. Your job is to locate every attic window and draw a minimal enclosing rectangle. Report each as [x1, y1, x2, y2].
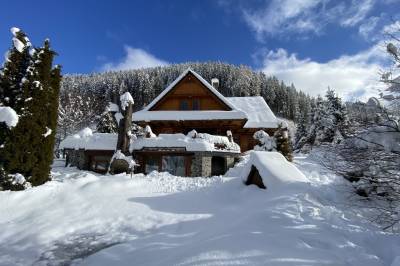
[179, 100, 189, 110]
[192, 98, 200, 110]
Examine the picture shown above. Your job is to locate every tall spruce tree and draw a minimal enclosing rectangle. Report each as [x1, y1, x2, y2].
[325, 88, 349, 137]
[0, 28, 32, 189]
[1, 29, 61, 189]
[30, 40, 61, 185]
[294, 114, 308, 149]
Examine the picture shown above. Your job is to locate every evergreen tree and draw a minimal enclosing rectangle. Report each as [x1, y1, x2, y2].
[297, 89, 349, 150]
[0, 28, 33, 189]
[0, 28, 32, 111]
[1, 30, 61, 189]
[30, 40, 61, 185]
[294, 114, 308, 149]
[97, 111, 118, 133]
[325, 88, 349, 136]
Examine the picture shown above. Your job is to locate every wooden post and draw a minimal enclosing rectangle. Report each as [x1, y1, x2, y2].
[117, 101, 133, 155]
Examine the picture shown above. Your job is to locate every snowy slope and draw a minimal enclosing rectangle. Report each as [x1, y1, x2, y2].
[0, 156, 400, 266]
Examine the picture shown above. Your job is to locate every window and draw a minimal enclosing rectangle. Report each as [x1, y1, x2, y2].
[162, 155, 185, 176]
[179, 100, 189, 110]
[192, 99, 200, 110]
[145, 156, 159, 174]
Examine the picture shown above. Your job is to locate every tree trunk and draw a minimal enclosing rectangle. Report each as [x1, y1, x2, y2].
[116, 102, 132, 154]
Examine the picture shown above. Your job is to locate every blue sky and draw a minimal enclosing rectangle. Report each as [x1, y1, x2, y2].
[1, 0, 400, 99]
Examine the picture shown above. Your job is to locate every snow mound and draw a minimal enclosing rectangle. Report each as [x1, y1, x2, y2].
[239, 151, 308, 188]
[110, 150, 137, 169]
[80, 127, 93, 138]
[1, 156, 400, 266]
[0, 106, 19, 127]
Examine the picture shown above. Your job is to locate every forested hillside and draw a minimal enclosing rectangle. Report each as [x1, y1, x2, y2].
[59, 62, 313, 139]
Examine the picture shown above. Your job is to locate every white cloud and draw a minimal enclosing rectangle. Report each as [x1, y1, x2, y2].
[102, 46, 168, 71]
[242, 0, 376, 38]
[358, 16, 380, 40]
[340, 0, 375, 27]
[259, 44, 389, 101]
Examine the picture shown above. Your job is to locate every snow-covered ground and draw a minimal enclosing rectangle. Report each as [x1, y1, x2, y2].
[1, 154, 400, 266]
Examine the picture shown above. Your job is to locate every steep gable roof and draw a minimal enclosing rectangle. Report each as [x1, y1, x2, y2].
[143, 68, 238, 111]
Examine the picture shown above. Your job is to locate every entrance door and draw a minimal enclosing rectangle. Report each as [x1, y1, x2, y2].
[211, 156, 226, 176]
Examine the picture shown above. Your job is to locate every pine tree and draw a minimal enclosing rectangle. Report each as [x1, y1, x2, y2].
[97, 111, 118, 133]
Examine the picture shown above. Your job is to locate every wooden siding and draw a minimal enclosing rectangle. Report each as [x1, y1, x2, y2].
[150, 72, 231, 111]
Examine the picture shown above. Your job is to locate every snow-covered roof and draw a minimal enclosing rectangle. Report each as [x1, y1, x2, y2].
[226, 96, 280, 128]
[132, 69, 280, 129]
[143, 68, 238, 111]
[133, 110, 247, 122]
[130, 132, 240, 153]
[60, 128, 117, 151]
[241, 151, 308, 188]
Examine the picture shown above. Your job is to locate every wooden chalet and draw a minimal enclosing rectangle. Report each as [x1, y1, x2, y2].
[60, 69, 282, 177]
[133, 68, 282, 152]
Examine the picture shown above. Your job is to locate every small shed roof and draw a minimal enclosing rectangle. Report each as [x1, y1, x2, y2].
[242, 151, 308, 189]
[60, 128, 117, 151]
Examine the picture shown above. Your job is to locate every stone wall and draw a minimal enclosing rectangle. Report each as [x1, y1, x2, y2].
[191, 153, 212, 177]
[191, 152, 238, 177]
